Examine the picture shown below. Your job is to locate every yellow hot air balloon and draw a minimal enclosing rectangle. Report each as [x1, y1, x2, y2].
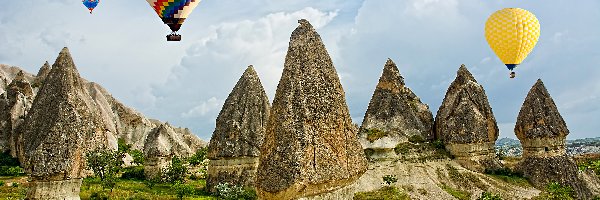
[485, 8, 540, 78]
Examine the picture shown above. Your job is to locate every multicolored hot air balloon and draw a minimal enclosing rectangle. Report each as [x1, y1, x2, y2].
[145, 0, 202, 41]
[82, 0, 100, 14]
[485, 8, 540, 78]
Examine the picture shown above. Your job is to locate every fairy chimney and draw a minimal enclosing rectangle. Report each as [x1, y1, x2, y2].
[358, 59, 433, 159]
[143, 123, 196, 179]
[435, 65, 502, 172]
[206, 65, 270, 191]
[21, 47, 107, 199]
[515, 79, 599, 199]
[256, 19, 367, 199]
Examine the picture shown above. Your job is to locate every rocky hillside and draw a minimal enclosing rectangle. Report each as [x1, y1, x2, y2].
[0, 50, 206, 166]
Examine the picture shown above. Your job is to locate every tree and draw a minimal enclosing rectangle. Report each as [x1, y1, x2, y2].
[188, 147, 207, 166]
[130, 149, 145, 166]
[162, 156, 188, 184]
[86, 149, 124, 192]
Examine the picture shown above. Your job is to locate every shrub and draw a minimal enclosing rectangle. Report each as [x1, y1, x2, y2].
[90, 191, 109, 200]
[121, 166, 145, 180]
[214, 183, 257, 200]
[130, 150, 145, 166]
[188, 147, 208, 166]
[365, 128, 388, 143]
[432, 139, 445, 149]
[441, 184, 471, 200]
[12, 182, 18, 187]
[118, 138, 132, 154]
[86, 149, 124, 191]
[173, 182, 194, 200]
[0, 180, 4, 186]
[354, 186, 410, 200]
[162, 156, 187, 184]
[546, 182, 574, 200]
[479, 192, 502, 200]
[408, 135, 426, 143]
[383, 175, 398, 185]
[0, 152, 19, 166]
[0, 166, 24, 176]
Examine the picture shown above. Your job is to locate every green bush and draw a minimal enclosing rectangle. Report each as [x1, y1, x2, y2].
[479, 192, 502, 200]
[173, 182, 195, 200]
[546, 182, 574, 200]
[118, 138, 132, 154]
[383, 175, 398, 185]
[432, 139, 445, 149]
[90, 191, 109, 200]
[86, 149, 124, 191]
[365, 128, 388, 143]
[188, 147, 208, 166]
[0, 180, 4, 186]
[214, 182, 257, 200]
[162, 156, 187, 184]
[353, 186, 410, 200]
[121, 166, 145, 180]
[0, 166, 24, 176]
[408, 134, 426, 143]
[0, 152, 19, 166]
[130, 149, 145, 166]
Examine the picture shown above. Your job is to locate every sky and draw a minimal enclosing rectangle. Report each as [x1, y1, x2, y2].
[1, 0, 599, 141]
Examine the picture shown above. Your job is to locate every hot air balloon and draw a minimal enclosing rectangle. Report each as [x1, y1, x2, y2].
[82, 0, 99, 14]
[485, 8, 540, 78]
[145, 0, 202, 41]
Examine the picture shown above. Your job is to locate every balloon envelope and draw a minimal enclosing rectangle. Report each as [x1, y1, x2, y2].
[145, 0, 202, 32]
[485, 8, 540, 70]
[82, 0, 99, 13]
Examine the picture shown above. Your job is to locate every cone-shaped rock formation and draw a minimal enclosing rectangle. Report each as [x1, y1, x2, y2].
[206, 65, 270, 191]
[143, 123, 198, 178]
[0, 70, 34, 158]
[435, 65, 501, 172]
[359, 59, 433, 159]
[21, 47, 107, 199]
[256, 19, 367, 199]
[33, 61, 51, 87]
[515, 79, 599, 199]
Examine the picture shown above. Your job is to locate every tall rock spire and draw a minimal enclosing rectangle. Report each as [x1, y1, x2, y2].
[256, 19, 367, 199]
[21, 47, 107, 199]
[33, 61, 51, 87]
[206, 65, 270, 191]
[435, 64, 502, 172]
[358, 58, 433, 159]
[515, 79, 598, 199]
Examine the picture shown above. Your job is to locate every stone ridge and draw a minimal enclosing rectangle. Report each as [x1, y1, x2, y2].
[21, 47, 107, 180]
[257, 19, 367, 199]
[515, 79, 569, 140]
[359, 58, 433, 153]
[207, 65, 270, 159]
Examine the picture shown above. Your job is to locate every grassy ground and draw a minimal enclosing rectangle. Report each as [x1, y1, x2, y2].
[354, 186, 411, 200]
[80, 178, 216, 200]
[0, 176, 28, 200]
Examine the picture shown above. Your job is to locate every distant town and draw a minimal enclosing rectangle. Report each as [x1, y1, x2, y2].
[496, 137, 600, 157]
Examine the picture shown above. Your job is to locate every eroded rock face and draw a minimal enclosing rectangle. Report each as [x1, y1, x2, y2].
[256, 19, 367, 199]
[143, 123, 203, 178]
[0, 70, 34, 158]
[358, 59, 433, 159]
[33, 61, 51, 87]
[207, 66, 270, 191]
[21, 47, 107, 199]
[515, 79, 599, 199]
[434, 65, 501, 172]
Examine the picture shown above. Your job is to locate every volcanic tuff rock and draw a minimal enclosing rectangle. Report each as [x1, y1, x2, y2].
[435, 65, 502, 172]
[256, 19, 367, 200]
[0, 70, 34, 160]
[33, 61, 51, 87]
[358, 58, 433, 159]
[143, 123, 204, 178]
[21, 47, 108, 199]
[207, 65, 270, 191]
[515, 79, 600, 199]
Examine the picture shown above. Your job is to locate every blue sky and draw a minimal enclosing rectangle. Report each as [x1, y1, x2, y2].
[1, 0, 599, 140]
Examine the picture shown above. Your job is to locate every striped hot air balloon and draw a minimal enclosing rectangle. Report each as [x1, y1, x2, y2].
[83, 0, 100, 14]
[485, 8, 541, 78]
[145, 0, 202, 41]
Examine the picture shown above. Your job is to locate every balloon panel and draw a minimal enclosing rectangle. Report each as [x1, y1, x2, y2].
[485, 8, 540, 65]
[146, 0, 201, 20]
[83, 0, 99, 9]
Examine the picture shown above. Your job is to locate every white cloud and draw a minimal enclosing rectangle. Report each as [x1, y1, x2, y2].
[181, 97, 224, 118]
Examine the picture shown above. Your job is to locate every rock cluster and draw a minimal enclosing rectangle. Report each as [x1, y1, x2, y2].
[206, 66, 270, 191]
[435, 65, 501, 172]
[358, 59, 433, 159]
[515, 79, 599, 199]
[256, 19, 367, 200]
[0, 70, 34, 161]
[21, 47, 108, 199]
[143, 123, 204, 178]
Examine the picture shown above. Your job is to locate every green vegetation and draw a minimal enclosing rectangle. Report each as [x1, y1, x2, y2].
[162, 156, 188, 184]
[578, 159, 600, 176]
[213, 182, 257, 200]
[383, 175, 398, 185]
[0, 152, 24, 177]
[80, 178, 214, 199]
[121, 166, 145, 181]
[545, 182, 574, 200]
[478, 192, 502, 200]
[393, 139, 452, 163]
[130, 149, 145, 166]
[353, 186, 411, 200]
[441, 184, 471, 200]
[446, 164, 487, 190]
[86, 149, 124, 192]
[407, 135, 426, 143]
[484, 168, 530, 188]
[188, 147, 208, 166]
[0, 180, 27, 199]
[365, 128, 388, 143]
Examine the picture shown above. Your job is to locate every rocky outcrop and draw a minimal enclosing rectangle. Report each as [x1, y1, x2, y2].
[515, 79, 600, 199]
[21, 47, 108, 200]
[207, 66, 270, 191]
[358, 59, 433, 159]
[33, 61, 51, 87]
[435, 65, 501, 172]
[143, 123, 204, 178]
[0, 70, 34, 159]
[256, 19, 367, 200]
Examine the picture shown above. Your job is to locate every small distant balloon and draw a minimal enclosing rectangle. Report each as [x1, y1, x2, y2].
[83, 0, 100, 14]
[485, 8, 541, 78]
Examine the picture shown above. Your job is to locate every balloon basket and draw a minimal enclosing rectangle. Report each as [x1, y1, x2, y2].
[167, 34, 181, 41]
